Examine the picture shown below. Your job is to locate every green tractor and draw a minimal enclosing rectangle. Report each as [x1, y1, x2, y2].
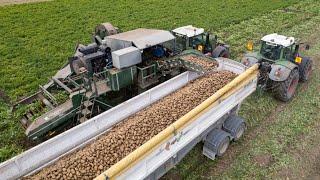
[171, 25, 230, 58]
[241, 33, 313, 101]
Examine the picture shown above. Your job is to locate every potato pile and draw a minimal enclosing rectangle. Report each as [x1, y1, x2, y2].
[181, 55, 218, 71]
[27, 70, 236, 180]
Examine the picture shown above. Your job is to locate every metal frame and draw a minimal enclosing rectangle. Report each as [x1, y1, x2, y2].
[0, 71, 197, 180]
[137, 64, 158, 89]
[0, 58, 251, 180]
[115, 67, 257, 180]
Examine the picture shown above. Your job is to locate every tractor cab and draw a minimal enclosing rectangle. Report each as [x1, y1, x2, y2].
[172, 25, 209, 52]
[172, 25, 229, 58]
[259, 34, 300, 63]
[243, 34, 306, 67]
[242, 33, 313, 102]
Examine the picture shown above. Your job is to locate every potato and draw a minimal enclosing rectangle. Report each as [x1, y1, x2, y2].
[26, 64, 236, 180]
[180, 55, 218, 72]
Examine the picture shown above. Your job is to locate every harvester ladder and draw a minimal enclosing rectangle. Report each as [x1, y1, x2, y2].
[77, 72, 96, 123]
[79, 100, 95, 123]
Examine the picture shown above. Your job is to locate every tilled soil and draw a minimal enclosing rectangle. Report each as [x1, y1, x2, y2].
[27, 70, 236, 180]
[0, 0, 50, 6]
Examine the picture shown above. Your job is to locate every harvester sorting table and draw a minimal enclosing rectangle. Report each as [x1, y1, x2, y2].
[0, 57, 258, 179]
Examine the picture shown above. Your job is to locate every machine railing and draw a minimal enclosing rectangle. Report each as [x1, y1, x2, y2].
[137, 64, 158, 88]
[137, 64, 157, 79]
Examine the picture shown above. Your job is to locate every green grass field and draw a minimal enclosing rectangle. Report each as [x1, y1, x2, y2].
[1, 0, 319, 178]
[0, 0, 299, 99]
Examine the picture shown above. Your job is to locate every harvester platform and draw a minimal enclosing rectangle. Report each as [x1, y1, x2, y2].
[25, 100, 73, 139]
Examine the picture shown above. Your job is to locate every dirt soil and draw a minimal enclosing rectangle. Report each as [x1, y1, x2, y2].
[204, 103, 287, 177]
[27, 69, 236, 179]
[0, 89, 11, 104]
[0, 0, 50, 6]
[278, 33, 320, 179]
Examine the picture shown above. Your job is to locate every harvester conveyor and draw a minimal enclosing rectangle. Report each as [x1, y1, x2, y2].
[0, 58, 259, 180]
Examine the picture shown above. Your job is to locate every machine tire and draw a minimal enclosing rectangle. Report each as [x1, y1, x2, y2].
[205, 129, 231, 157]
[274, 68, 299, 102]
[216, 136, 230, 156]
[71, 59, 85, 75]
[300, 58, 313, 82]
[234, 123, 245, 141]
[223, 115, 246, 141]
[212, 46, 230, 58]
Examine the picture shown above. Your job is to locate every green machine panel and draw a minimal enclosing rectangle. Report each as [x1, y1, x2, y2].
[107, 66, 137, 91]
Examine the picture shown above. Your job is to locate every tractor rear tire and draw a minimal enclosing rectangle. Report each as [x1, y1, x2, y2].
[300, 58, 313, 82]
[212, 46, 230, 58]
[274, 68, 299, 102]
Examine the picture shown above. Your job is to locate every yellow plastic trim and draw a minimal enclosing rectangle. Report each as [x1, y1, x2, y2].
[197, 45, 204, 52]
[295, 56, 302, 64]
[246, 40, 254, 51]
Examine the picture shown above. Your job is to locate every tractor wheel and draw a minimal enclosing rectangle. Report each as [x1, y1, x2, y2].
[274, 68, 299, 102]
[300, 58, 313, 82]
[212, 46, 230, 58]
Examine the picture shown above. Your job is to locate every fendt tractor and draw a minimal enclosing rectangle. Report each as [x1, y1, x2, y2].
[242, 33, 313, 101]
[13, 23, 230, 142]
[171, 25, 230, 57]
